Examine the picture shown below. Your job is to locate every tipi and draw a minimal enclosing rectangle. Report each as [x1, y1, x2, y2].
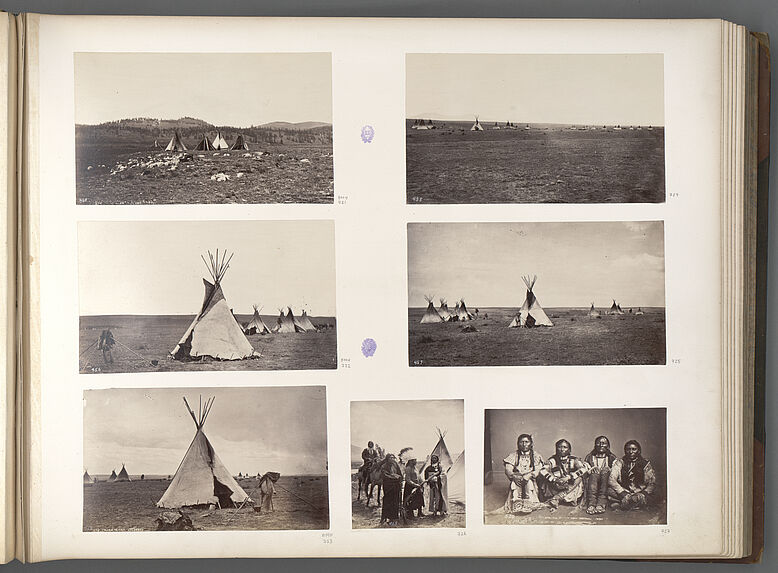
[422, 429, 465, 506]
[508, 275, 553, 327]
[587, 303, 601, 317]
[470, 116, 484, 131]
[212, 131, 229, 150]
[230, 134, 249, 151]
[195, 133, 214, 151]
[83, 470, 93, 485]
[606, 300, 625, 315]
[274, 307, 304, 333]
[107, 469, 117, 482]
[456, 299, 474, 321]
[165, 131, 187, 152]
[115, 463, 132, 482]
[635, 307, 645, 315]
[437, 299, 452, 322]
[170, 250, 259, 361]
[157, 397, 252, 509]
[295, 309, 318, 332]
[243, 305, 271, 335]
[420, 295, 444, 324]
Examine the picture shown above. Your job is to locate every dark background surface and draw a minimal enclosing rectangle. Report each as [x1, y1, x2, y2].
[0, 0, 775, 571]
[485, 408, 667, 486]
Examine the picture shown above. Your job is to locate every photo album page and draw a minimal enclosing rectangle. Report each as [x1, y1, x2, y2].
[23, 15, 732, 559]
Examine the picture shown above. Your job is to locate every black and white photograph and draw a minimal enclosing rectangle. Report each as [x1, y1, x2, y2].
[408, 221, 666, 367]
[406, 53, 665, 204]
[83, 386, 330, 531]
[484, 408, 667, 526]
[350, 399, 465, 529]
[75, 52, 333, 204]
[78, 220, 336, 373]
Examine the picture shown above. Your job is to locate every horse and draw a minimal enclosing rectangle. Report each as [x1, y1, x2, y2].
[356, 444, 385, 505]
[365, 456, 387, 507]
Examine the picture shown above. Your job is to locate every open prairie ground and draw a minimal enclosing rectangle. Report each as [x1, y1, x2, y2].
[350, 475, 465, 529]
[76, 142, 333, 205]
[408, 307, 665, 367]
[83, 475, 329, 531]
[79, 314, 337, 373]
[406, 122, 664, 204]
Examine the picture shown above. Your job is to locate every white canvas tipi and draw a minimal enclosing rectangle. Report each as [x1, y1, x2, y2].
[274, 307, 304, 333]
[243, 305, 271, 335]
[470, 116, 484, 131]
[157, 397, 252, 509]
[606, 300, 625, 315]
[587, 302, 601, 317]
[212, 131, 229, 150]
[107, 469, 117, 482]
[115, 463, 132, 482]
[422, 429, 465, 506]
[437, 299, 452, 322]
[165, 131, 187, 151]
[420, 295, 444, 324]
[456, 299, 474, 321]
[508, 275, 553, 327]
[170, 250, 259, 360]
[295, 309, 318, 332]
[83, 470, 93, 485]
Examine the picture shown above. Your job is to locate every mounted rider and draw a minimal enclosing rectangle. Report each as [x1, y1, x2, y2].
[360, 441, 380, 478]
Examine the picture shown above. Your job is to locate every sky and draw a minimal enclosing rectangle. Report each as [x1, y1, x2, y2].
[83, 386, 328, 476]
[350, 400, 464, 462]
[78, 220, 336, 316]
[408, 221, 665, 308]
[75, 52, 332, 127]
[406, 54, 664, 125]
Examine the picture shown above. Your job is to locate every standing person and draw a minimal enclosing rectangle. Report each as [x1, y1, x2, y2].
[583, 436, 617, 514]
[503, 433, 546, 514]
[608, 440, 658, 510]
[425, 454, 448, 516]
[541, 439, 590, 510]
[98, 329, 115, 364]
[380, 454, 403, 527]
[256, 471, 279, 514]
[402, 450, 425, 519]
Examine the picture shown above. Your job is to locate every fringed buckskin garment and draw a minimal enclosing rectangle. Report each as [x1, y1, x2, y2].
[503, 449, 546, 514]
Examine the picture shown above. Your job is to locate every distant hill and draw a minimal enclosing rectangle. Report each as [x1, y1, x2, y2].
[259, 121, 331, 130]
[76, 117, 333, 147]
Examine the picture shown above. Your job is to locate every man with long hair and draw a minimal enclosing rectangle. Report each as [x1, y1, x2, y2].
[583, 436, 617, 514]
[503, 434, 545, 514]
[541, 439, 590, 510]
[608, 440, 658, 510]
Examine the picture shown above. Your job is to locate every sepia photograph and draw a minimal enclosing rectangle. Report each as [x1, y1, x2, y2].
[350, 399, 465, 529]
[484, 408, 667, 526]
[75, 52, 333, 204]
[408, 221, 666, 367]
[83, 386, 329, 531]
[406, 54, 665, 204]
[78, 220, 336, 373]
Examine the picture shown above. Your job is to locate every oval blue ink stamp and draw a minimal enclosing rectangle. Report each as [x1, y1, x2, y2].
[361, 125, 375, 144]
[361, 338, 377, 357]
